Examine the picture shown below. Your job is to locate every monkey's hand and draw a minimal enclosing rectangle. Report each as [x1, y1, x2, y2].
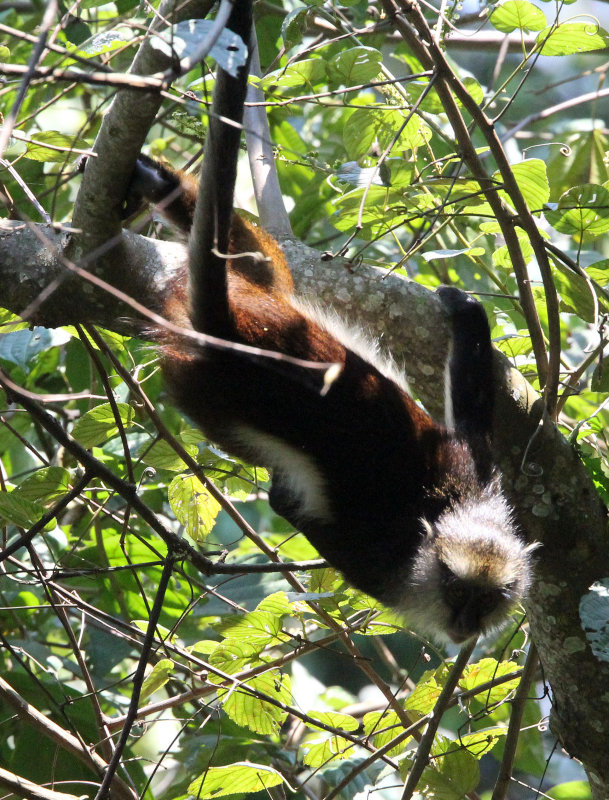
[436, 285, 481, 317]
[123, 154, 197, 232]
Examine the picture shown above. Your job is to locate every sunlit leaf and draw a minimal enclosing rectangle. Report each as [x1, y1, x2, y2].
[459, 658, 520, 704]
[188, 762, 284, 798]
[490, 0, 546, 32]
[537, 23, 608, 55]
[15, 467, 72, 505]
[141, 439, 198, 471]
[302, 732, 355, 767]
[141, 659, 174, 700]
[71, 403, 135, 448]
[459, 728, 506, 758]
[24, 131, 89, 162]
[168, 473, 222, 540]
[218, 671, 291, 734]
[208, 639, 262, 675]
[545, 185, 609, 237]
[307, 711, 359, 731]
[503, 158, 550, 212]
[261, 59, 326, 90]
[547, 780, 593, 799]
[363, 710, 408, 755]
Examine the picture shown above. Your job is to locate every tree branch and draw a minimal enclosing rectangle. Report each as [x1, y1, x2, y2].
[0, 766, 86, 800]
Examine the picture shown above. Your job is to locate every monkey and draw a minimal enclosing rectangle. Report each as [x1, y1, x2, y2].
[124, 0, 535, 644]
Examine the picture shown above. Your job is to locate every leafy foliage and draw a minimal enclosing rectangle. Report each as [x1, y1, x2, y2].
[0, 0, 607, 797]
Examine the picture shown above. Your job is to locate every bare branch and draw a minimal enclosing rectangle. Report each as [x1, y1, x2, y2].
[0, 766, 87, 800]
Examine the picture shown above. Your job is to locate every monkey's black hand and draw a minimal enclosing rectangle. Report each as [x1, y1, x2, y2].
[122, 155, 178, 219]
[436, 285, 491, 353]
[436, 285, 481, 316]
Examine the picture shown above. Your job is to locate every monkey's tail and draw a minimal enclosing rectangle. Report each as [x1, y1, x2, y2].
[188, 0, 254, 338]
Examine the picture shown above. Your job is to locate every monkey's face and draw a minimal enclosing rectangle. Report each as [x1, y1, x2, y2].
[437, 563, 521, 644]
[402, 492, 535, 644]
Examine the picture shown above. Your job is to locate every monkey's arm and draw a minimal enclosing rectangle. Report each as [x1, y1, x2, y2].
[437, 286, 495, 444]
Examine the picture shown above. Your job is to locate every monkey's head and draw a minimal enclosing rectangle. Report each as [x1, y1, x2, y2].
[403, 488, 536, 644]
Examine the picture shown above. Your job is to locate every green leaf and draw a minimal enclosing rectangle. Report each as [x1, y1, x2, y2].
[219, 671, 291, 734]
[459, 658, 520, 704]
[188, 762, 284, 798]
[545, 130, 609, 196]
[545, 185, 609, 237]
[343, 108, 431, 160]
[261, 59, 326, 90]
[490, 1, 546, 32]
[257, 591, 294, 617]
[404, 671, 442, 715]
[281, 7, 309, 50]
[73, 30, 130, 57]
[505, 158, 550, 212]
[537, 23, 608, 55]
[178, 427, 205, 445]
[306, 711, 359, 732]
[416, 737, 480, 798]
[460, 77, 484, 105]
[330, 46, 382, 85]
[141, 659, 173, 700]
[302, 732, 355, 767]
[168, 474, 221, 541]
[492, 231, 534, 271]
[216, 608, 284, 649]
[553, 266, 600, 323]
[0, 492, 46, 528]
[208, 639, 262, 675]
[496, 332, 533, 359]
[547, 780, 593, 799]
[587, 260, 609, 286]
[141, 439, 198, 471]
[71, 403, 135, 448]
[363, 710, 408, 755]
[24, 131, 90, 162]
[15, 467, 72, 504]
[302, 714, 359, 767]
[458, 728, 506, 758]
[116, 0, 139, 12]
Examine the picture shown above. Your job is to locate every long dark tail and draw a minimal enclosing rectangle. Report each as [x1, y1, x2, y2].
[188, 0, 254, 337]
